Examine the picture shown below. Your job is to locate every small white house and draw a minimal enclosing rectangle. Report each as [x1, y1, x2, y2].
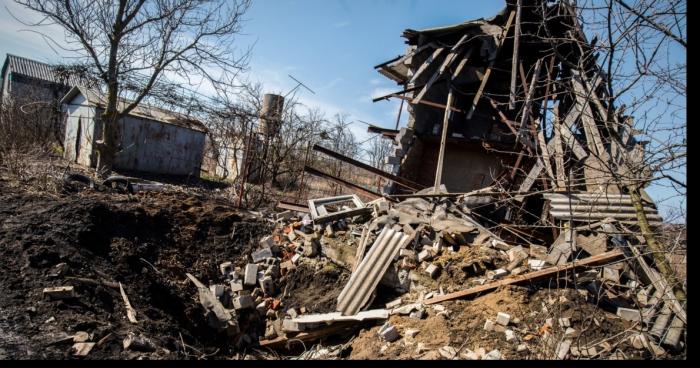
[61, 86, 207, 176]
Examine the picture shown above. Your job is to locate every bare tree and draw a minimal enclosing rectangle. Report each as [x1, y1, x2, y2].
[14, 0, 252, 174]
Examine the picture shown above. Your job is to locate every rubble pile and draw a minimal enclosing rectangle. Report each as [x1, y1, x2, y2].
[174, 187, 682, 359]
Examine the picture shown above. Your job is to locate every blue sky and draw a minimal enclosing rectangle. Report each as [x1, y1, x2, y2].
[0, 0, 685, 221]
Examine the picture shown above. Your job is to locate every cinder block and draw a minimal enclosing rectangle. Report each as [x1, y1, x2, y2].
[251, 248, 273, 263]
[244, 264, 258, 286]
[233, 295, 254, 310]
[496, 312, 511, 326]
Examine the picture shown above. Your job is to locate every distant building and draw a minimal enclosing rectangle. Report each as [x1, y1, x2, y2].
[1, 54, 79, 105]
[61, 86, 207, 177]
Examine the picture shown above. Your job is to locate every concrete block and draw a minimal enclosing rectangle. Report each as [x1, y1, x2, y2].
[462, 350, 480, 360]
[505, 329, 516, 341]
[516, 344, 528, 352]
[230, 279, 243, 292]
[219, 262, 233, 276]
[439, 346, 458, 359]
[385, 298, 402, 309]
[529, 244, 548, 260]
[378, 322, 400, 342]
[43, 286, 75, 300]
[259, 276, 274, 295]
[555, 339, 572, 359]
[251, 248, 273, 263]
[558, 317, 571, 328]
[496, 312, 511, 326]
[484, 319, 495, 331]
[425, 263, 440, 278]
[564, 327, 578, 338]
[405, 328, 420, 338]
[233, 295, 254, 310]
[483, 349, 502, 360]
[417, 249, 433, 262]
[244, 264, 258, 286]
[282, 319, 301, 332]
[493, 268, 508, 279]
[259, 235, 275, 248]
[602, 267, 621, 283]
[409, 308, 426, 319]
[616, 307, 642, 322]
[209, 284, 225, 298]
[399, 249, 416, 259]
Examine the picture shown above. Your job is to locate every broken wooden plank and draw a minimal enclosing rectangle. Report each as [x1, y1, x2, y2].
[517, 58, 542, 140]
[465, 10, 516, 119]
[558, 99, 590, 160]
[487, 97, 535, 152]
[433, 88, 455, 193]
[303, 165, 386, 201]
[424, 249, 625, 305]
[260, 323, 358, 349]
[119, 282, 138, 324]
[537, 57, 557, 182]
[387, 93, 463, 113]
[551, 106, 567, 189]
[313, 144, 424, 191]
[571, 71, 609, 161]
[408, 47, 446, 86]
[276, 200, 310, 213]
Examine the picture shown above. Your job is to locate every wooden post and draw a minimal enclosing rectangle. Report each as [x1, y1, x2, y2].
[433, 88, 454, 193]
[509, 0, 522, 110]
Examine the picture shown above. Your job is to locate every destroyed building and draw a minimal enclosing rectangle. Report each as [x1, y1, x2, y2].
[61, 86, 207, 176]
[1, 0, 684, 361]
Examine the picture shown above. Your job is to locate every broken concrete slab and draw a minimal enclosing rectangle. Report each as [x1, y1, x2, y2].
[378, 322, 400, 342]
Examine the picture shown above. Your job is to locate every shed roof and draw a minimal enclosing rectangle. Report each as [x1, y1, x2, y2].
[2, 54, 83, 86]
[61, 86, 207, 133]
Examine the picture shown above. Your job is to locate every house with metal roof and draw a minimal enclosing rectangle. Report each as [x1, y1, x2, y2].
[1, 54, 80, 105]
[61, 86, 207, 176]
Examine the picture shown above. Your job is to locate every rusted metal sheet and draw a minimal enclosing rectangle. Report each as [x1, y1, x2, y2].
[336, 227, 410, 316]
[543, 193, 662, 224]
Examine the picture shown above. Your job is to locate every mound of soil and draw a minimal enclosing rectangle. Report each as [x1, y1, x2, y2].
[0, 181, 272, 359]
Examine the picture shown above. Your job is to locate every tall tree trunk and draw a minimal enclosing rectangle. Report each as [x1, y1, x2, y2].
[629, 185, 686, 305]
